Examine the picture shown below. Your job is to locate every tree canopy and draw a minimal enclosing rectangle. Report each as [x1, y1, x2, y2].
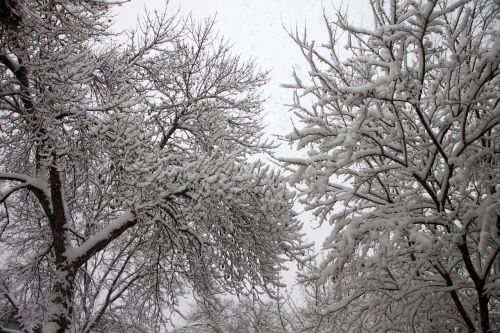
[0, 1, 306, 332]
[283, 0, 499, 331]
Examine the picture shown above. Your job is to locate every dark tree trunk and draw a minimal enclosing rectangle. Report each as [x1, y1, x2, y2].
[42, 163, 77, 333]
[459, 240, 491, 333]
[478, 286, 490, 333]
[43, 265, 76, 333]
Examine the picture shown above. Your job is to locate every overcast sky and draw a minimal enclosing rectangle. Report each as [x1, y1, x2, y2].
[114, 0, 366, 139]
[114, 0, 367, 295]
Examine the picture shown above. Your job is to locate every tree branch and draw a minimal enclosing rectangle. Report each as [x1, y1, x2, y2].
[69, 211, 138, 267]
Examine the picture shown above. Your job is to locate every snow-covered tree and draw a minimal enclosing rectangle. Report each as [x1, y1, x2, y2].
[172, 296, 296, 333]
[0, 2, 306, 333]
[283, 0, 499, 332]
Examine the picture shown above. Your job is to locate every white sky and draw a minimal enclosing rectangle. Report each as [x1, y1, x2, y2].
[114, 0, 367, 302]
[114, 0, 366, 139]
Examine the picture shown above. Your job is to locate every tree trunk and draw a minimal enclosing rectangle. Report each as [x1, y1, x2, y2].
[42, 265, 76, 333]
[478, 286, 490, 333]
[459, 240, 491, 333]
